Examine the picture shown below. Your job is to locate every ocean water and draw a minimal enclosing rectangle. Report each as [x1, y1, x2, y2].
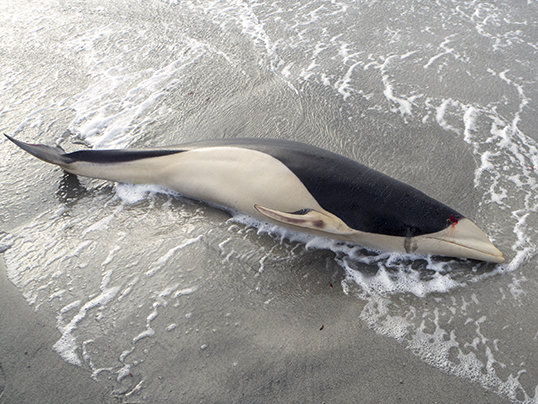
[1, 0, 538, 402]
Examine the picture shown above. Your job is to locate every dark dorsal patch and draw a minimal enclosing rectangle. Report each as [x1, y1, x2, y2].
[66, 149, 184, 164]
[266, 146, 464, 237]
[179, 138, 464, 237]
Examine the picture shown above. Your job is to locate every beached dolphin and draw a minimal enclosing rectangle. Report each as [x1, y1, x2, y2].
[5, 135, 504, 263]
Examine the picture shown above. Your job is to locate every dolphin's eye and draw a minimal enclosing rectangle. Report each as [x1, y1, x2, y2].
[290, 209, 312, 215]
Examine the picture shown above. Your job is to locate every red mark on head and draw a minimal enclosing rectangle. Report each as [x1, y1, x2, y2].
[448, 215, 458, 226]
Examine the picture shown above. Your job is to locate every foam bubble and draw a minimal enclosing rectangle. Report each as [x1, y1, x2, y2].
[114, 183, 172, 204]
[53, 286, 120, 366]
[145, 236, 203, 277]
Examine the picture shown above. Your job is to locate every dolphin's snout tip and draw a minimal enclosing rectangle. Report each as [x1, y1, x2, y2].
[420, 218, 504, 263]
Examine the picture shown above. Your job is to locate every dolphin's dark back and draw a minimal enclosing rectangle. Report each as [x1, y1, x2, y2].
[66, 149, 183, 163]
[179, 138, 462, 237]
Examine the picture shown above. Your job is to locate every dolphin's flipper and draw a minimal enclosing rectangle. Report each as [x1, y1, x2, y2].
[254, 204, 355, 235]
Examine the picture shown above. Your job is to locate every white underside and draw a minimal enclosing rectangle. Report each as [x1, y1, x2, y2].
[61, 146, 504, 263]
[64, 147, 324, 215]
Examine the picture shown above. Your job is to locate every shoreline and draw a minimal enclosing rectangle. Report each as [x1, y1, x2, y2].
[0, 255, 111, 404]
[0, 254, 510, 403]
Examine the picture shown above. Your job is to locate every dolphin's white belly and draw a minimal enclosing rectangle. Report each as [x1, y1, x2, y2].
[65, 146, 324, 221]
[153, 147, 323, 217]
[155, 147, 323, 216]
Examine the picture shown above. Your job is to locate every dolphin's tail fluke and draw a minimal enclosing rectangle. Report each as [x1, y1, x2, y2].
[5, 134, 73, 166]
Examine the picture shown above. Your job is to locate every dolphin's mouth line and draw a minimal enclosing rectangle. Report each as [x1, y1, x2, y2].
[424, 236, 504, 260]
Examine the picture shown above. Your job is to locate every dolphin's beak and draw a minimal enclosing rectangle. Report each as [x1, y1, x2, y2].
[416, 218, 505, 263]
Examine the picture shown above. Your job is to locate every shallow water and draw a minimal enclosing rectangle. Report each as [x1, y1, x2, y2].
[1, 0, 538, 402]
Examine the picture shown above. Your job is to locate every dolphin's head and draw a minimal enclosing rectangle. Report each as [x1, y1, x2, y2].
[412, 217, 505, 263]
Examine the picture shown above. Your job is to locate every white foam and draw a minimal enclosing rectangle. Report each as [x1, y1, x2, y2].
[132, 282, 193, 348]
[431, 94, 538, 270]
[116, 364, 132, 382]
[48, 289, 67, 301]
[166, 323, 178, 331]
[364, 52, 420, 116]
[117, 276, 140, 302]
[173, 287, 198, 298]
[64, 26, 214, 149]
[381, 73, 414, 116]
[145, 236, 203, 276]
[81, 205, 123, 236]
[0, 233, 14, 253]
[336, 62, 361, 100]
[114, 183, 171, 204]
[53, 286, 120, 366]
[423, 35, 458, 69]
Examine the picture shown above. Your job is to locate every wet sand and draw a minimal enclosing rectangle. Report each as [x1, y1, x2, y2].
[0, 255, 509, 404]
[0, 256, 111, 403]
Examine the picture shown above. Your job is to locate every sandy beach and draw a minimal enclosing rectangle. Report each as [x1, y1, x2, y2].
[0, 255, 509, 404]
[0, 256, 111, 403]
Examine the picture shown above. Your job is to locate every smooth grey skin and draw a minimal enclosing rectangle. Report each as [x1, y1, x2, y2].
[5, 135, 504, 263]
